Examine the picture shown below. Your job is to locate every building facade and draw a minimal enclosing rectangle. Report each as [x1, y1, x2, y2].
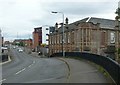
[33, 27, 42, 51]
[13, 39, 32, 48]
[22, 39, 32, 49]
[49, 17, 120, 56]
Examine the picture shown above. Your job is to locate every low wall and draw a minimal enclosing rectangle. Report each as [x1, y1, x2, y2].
[1, 54, 8, 62]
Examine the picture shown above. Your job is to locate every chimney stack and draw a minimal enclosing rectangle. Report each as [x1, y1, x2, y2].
[65, 17, 69, 25]
[55, 22, 58, 30]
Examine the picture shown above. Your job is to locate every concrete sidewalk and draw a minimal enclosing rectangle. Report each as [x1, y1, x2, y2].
[58, 58, 113, 83]
[30, 52, 47, 58]
[30, 52, 41, 57]
[0, 56, 11, 65]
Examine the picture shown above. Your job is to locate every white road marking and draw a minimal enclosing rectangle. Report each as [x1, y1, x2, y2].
[0, 56, 11, 65]
[28, 61, 35, 68]
[15, 68, 26, 75]
[28, 65, 32, 68]
[15, 61, 35, 75]
[33, 61, 35, 64]
[0, 79, 6, 83]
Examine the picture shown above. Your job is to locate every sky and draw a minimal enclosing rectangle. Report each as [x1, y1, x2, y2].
[0, 0, 119, 43]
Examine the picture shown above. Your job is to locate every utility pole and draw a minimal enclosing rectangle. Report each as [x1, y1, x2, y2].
[51, 11, 65, 57]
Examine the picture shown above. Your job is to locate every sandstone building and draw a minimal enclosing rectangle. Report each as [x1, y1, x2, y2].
[49, 17, 120, 56]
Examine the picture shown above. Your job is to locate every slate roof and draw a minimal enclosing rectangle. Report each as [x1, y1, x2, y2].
[51, 17, 119, 35]
[71, 17, 119, 29]
[87, 17, 117, 29]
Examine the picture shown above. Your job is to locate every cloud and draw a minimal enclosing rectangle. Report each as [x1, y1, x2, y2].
[31, 1, 118, 25]
[33, 0, 119, 3]
[2, 32, 32, 41]
[43, 2, 115, 15]
[0, 0, 119, 41]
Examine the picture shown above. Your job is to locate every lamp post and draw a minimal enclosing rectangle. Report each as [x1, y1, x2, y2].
[51, 11, 65, 57]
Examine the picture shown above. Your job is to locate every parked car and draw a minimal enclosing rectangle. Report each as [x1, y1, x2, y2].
[13, 46, 16, 49]
[32, 49, 35, 52]
[18, 48, 23, 52]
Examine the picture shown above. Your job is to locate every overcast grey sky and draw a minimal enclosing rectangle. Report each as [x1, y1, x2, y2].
[0, 0, 119, 43]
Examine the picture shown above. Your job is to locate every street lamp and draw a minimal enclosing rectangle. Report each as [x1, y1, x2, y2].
[51, 11, 65, 57]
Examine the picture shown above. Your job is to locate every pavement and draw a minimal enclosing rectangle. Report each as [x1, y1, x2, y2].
[58, 58, 113, 83]
[0, 56, 11, 65]
[30, 52, 40, 57]
[1, 48, 114, 83]
[30, 52, 47, 58]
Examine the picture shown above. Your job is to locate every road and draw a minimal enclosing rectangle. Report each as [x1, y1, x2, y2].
[1, 48, 113, 83]
[2, 49, 68, 83]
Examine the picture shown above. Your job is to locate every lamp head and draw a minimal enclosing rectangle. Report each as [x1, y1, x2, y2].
[51, 11, 58, 13]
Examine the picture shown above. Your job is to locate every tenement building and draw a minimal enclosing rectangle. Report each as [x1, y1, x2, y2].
[49, 17, 120, 56]
[33, 27, 42, 51]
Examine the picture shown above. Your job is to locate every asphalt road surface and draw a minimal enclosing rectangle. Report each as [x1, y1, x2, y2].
[1, 48, 113, 83]
[2, 49, 68, 83]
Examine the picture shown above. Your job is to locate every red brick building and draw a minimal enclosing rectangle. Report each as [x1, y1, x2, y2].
[13, 39, 32, 49]
[32, 27, 42, 51]
[23, 39, 32, 49]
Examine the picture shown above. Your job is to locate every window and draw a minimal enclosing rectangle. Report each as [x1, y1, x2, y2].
[50, 36, 52, 44]
[119, 33, 120, 42]
[83, 29, 86, 42]
[64, 33, 66, 43]
[60, 34, 62, 44]
[52, 36, 54, 44]
[110, 32, 115, 44]
[68, 32, 70, 43]
[57, 35, 59, 44]
[101, 31, 106, 45]
[54, 35, 56, 44]
[72, 31, 74, 44]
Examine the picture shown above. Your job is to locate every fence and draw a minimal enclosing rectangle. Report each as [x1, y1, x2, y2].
[50, 52, 120, 85]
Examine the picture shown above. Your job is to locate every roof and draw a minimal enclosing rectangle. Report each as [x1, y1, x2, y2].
[71, 17, 119, 29]
[73, 17, 116, 30]
[87, 17, 117, 29]
[51, 17, 119, 35]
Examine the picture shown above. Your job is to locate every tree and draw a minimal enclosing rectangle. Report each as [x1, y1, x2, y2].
[41, 43, 47, 47]
[115, 7, 120, 60]
[21, 42, 25, 46]
[115, 8, 120, 21]
[118, 48, 120, 54]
